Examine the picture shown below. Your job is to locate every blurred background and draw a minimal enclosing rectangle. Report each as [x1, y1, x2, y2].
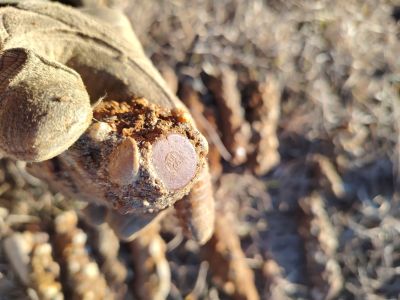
[1, 0, 400, 299]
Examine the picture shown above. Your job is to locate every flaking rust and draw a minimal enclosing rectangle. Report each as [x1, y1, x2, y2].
[28, 97, 208, 215]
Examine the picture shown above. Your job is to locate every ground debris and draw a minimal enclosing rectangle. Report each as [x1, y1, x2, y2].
[201, 66, 251, 166]
[3, 231, 63, 300]
[262, 210, 310, 299]
[129, 223, 171, 300]
[202, 214, 260, 300]
[311, 154, 346, 199]
[85, 222, 129, 298]
[263, 259, 295, 300]
[3, 233, 31, 286]
[30, 241, 63, 300]
[53, 211, 113, 300]
[201, 176, 261, 300]
[243, 77, 281, 175]
[298, 194, 343, 300]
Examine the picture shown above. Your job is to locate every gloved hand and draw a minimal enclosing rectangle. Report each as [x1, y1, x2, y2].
[0, 0, 214, 243]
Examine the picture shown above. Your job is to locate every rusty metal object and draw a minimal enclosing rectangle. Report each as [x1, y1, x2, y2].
[29, 98, 208, 215]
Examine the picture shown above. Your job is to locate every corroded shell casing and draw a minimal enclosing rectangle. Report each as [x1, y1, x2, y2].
[28, 98, 209, 215]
